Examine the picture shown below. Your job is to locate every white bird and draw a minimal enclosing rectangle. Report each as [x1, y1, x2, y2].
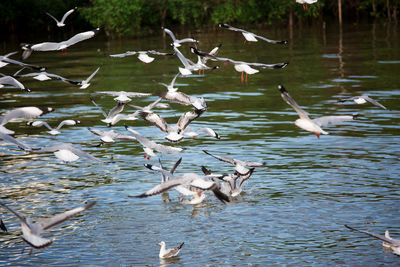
[110, 50, 173, 64]
[88, 128, 137, 143]
[338, 95, 387, 110]
[39, 142, 101, 162]
[96, 91, 151, 103]
[0, 201, 95, 254]
[296, 0, 318, 10]
[77, 67, 100, 89]
[27, 120, 80, 135]
[157, 241, 184, 259]
[345, 225, 400, 256]
[0, 106, 54, 134]
[21, 28, 100, 60]
[137, 164, 230, 202]
[0, 51, 45, 71]
[278, 85, 358, 138]
[0, 75, 29, 92]
[191, 47, 288, 82]
[125, 126, 183, 159]
[218, 23, 287, 44]
[162, 27, 198, 47]
[13, 68, 80, 86]
[173, 46, 216, 76]
[184, 127, 220, 140]
[138, 108, 205, 143]
[46, 7, 77, 27]
[90, 96, 136, 126]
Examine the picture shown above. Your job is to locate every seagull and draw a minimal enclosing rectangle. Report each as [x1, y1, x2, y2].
[162, 27, 198, 47]
[27, 119, 80, 135]
[296, 0, 318, 10]
[136, 164, 230, 202]
[203, 150, 265, 176]
[218, 23, 287, 44]
[77, 67, 100, 89]
[46, 7, 77, 27]
[0, 106, 54, 134]
[125, 126, 183, 159]
[0, 51, 45, 71]
[96, 91, 151, 104]
[0, 75, 30, 92]
[90, 96, 137, 126]
[0, 201, 95, 254]
[13, 68, 80, 85]
[278, 85, 358, 138]
[39, 142, 101, 162]
[157, 241, 184, 259]
[173, 46, 217, 76]
[345, 225, 400, 256]
[110, 50, 174, 64]
[190, 47, 288, 82]
[338, 95, 387, 110]
[183, 127, 220, 140]
[0, 218, 7, 232]
[21, 28, 100, 60]
[139, 108, 205, 143]
[88, 127, 137, 143]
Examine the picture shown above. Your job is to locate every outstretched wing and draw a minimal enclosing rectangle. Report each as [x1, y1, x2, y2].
[278, 85, 309, 119]
[312, 115, 356, 127]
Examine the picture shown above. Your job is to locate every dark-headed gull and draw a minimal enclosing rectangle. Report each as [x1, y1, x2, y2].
[135, 165, 230, 202]
[97, 91, 151, 103]
[0, 106, 54, 134]
[46, 7, 77, 27]
[345, 225, 400, 256]
[191, 47, 288, 82]
[88, 128, 137, 143]
[162, 27, 198, 47]
[157, 241, 184, 259]
[0, 201, 95, 254]
[21, 28, 99, 60]
[218, 23, 287, 44]
[203, 150, 265, 176]
[39, 142, 101, 162]
[278, 85, 358, 138]
[27, 120, 80, 135]
[125, 126, 183, 159]
[338, 95, 387, 110]
[110, 50, 174, 64]
[0, 75, 29, 92]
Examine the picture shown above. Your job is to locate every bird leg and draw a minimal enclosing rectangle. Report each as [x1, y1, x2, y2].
[29, 248, 33, 255]
[314, 132, 320, 138]
[241, 72, 244, 83]
[245, 73, 248, 83]
[243, 39, 247, 44]
[142, 62, 147, 66]
[143, 154, 147, 158]
[21, 244, 26, 254]
[147, 155, 151, 160]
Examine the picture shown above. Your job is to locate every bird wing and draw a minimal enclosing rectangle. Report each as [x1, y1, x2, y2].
[247, 62, 289, 69]
[138, 111, 169, 133]
[0, 202, 28, 226]
[2, 57, 45, 71]
[219, 23, 246, 33]
[162, 27, 177, 41]
[0, 107, 51, 126]
[110, 51, 137, 58]
[38, 202, 96, 231]
[312, 115, 356, 127]
[147, 50, 174, 56]
[60, 8, 76, 23]
[177, 109, 202, 132]
[84, 67, 100, 83]
[160, 91, 191, 106]
[170, 72, 180, 88]
[68, 146, 102, 162]
[173, 46, 191, 68]
[252, 34, 287, 44]
[135, 176, 192, 197]
[362, 95, 387, 110]
[163, 243, 184, 258]
[278, 85, 310, 119]
[0, 132, 34, 150]
[203, 150, 236, 165]
[239, 160, 265, 168]
[170, 157, 182, 174]
[46, 12, 59, 23]
[145, 164, 175, 179]
[345, 225, 398, 246]
[0, 76, 26, 90]
[64, 29, 97, 47]
[144, 97, 163, 110]
[90, 97, 108, 118]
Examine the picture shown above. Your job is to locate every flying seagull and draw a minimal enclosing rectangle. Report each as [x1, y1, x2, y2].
[0, 52, 45, 71]
[278, 85, 358, 138]
[338, 95, 387, 110]
[96, 91, 151, 103]
[158, 241, 184, 259]
[88, 127, 137, 143]
[39, 142, 102, 162]
[27, 119, 80, 135]
[345, 225, 400, 256]
[110, 50, 174, 64]
[218, 23, 287, 44]
[0, 75, 30, 92]
[46, 7, 77, 27]
[162, 27, 198, 47]
[21, 28, 100, 60]
[0, 201, 95, 254]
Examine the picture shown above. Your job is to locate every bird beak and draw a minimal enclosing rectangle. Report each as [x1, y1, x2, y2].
[157, 242, 161, 246]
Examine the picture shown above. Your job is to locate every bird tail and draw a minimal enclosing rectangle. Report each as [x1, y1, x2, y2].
[177, 242, 184, 249]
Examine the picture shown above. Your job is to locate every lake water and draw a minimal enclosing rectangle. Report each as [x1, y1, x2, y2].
[0, 23, 400, 266]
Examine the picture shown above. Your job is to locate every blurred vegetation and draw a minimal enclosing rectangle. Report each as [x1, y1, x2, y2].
[0, 0, 398, 37]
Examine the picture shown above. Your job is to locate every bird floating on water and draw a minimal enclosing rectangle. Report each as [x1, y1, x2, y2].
[157, 241, 184, 259]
